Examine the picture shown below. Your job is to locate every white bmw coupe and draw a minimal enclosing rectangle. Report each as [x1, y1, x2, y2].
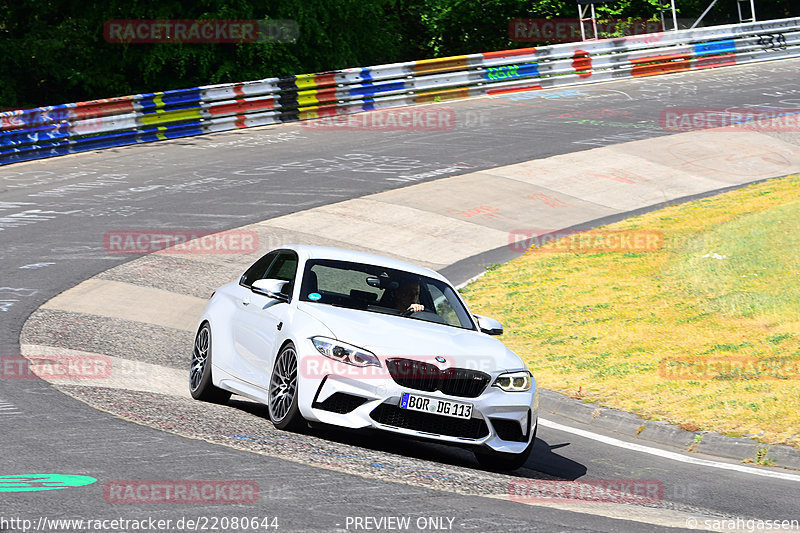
[190, 245, 538, 470]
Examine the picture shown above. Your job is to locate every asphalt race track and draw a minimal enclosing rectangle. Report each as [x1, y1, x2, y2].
[2, 59, 800, 532]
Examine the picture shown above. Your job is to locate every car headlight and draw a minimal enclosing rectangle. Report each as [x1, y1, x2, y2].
[311, 337, 380, 368]
[493, 371, 532, 392]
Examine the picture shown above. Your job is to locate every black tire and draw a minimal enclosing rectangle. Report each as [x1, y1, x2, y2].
[474, 425, 537, 471]
[189, 322, 231, 404]
[267, 342, 305, 431]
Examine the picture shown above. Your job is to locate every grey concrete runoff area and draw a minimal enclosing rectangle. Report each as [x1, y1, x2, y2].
[2, 58, 800, 532]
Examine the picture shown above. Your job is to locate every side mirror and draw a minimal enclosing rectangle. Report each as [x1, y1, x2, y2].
[252, 279, 290, 302]
[474, 314, 503, 336]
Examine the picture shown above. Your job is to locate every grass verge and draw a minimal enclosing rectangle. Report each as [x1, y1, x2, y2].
[461, 174, 800, 449]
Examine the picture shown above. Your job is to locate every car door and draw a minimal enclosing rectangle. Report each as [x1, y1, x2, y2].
[230, 251, 298, 388]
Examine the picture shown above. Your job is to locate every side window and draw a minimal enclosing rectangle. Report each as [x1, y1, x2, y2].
[239, 252, 278, 288]
[265, 252, 298, 297]
[426, 283, 460, 327]
[266, 252, 298, 282]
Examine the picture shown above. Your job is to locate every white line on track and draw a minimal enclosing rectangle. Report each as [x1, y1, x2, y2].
[540, 418, 800, 482]
[0, 399, 21, 417]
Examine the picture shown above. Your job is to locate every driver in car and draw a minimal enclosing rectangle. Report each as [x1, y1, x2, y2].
[394, 281, 424, 314]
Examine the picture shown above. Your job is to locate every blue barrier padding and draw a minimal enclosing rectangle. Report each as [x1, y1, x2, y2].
[70, 128, 140, 145]
[0, 144, 72, 165]
[137, 122, 204, 142]
[0, 123, 72, 147]
[70, 133, 140, 152]
[694, 39, 737, 56]
[138, 130, 203, 143]
[348, 81, 407, 97]
[138, 103, 203, 116]
[138, 122, 203, 133]
[137, 88, 203, 110]
[359, 68, 373, 82]
[5, 136, 70, 152]
[0, 137, 72, 164]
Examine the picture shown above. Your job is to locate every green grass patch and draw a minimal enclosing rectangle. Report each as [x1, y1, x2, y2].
[462, 174, 800, 449]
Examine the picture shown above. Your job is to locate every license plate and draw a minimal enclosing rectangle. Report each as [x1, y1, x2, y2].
[400, 392, 473, 419]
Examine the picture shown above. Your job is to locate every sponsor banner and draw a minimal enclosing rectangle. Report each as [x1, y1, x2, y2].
[508, 229, 664, 253]
[661, 108, 800, 132]
[104, 230, 258, 255]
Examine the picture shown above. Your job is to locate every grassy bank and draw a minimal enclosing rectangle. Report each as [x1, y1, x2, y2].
[462, 174, 800, 450]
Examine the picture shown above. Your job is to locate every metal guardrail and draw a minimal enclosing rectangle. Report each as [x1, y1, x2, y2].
[2, 17, 799, 166]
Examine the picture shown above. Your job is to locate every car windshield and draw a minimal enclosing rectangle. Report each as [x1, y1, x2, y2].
[299, 259, 475, 330]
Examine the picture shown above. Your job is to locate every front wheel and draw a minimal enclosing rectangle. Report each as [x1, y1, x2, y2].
[189, 323, 231, 404]
[268, 342, 305, 431]
[474, 425, 537, 471]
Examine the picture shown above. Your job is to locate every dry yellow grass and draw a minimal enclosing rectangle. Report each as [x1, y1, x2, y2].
[461, 174, 800, 449]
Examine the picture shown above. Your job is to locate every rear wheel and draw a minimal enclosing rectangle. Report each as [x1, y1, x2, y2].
[268, 342, 305, 431]
[189, 323, 231, 404]
[474, 425, 537, 471]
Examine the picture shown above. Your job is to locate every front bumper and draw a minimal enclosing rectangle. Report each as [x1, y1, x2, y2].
[297, 359, 538, 454]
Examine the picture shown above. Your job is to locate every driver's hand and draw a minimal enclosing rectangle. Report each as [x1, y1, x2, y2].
[407, 303, 424, 312]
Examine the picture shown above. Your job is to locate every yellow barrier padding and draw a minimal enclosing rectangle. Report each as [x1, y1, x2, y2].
[299, 110, 320, 120]
[139, 108, 203, 126]
[294, 74, 318, 90]
[414, 56, 468, 75]
[416, 87, 471, 103]
[297, 93, 320, 106]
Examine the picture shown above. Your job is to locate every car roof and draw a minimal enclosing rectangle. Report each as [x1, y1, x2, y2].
[277, 244, 448, 283]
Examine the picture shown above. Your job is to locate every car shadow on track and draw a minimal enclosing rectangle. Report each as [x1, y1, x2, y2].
[227, 398, 586, 480]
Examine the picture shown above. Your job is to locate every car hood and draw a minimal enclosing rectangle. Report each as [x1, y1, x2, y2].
[297, 302, 525, 372]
